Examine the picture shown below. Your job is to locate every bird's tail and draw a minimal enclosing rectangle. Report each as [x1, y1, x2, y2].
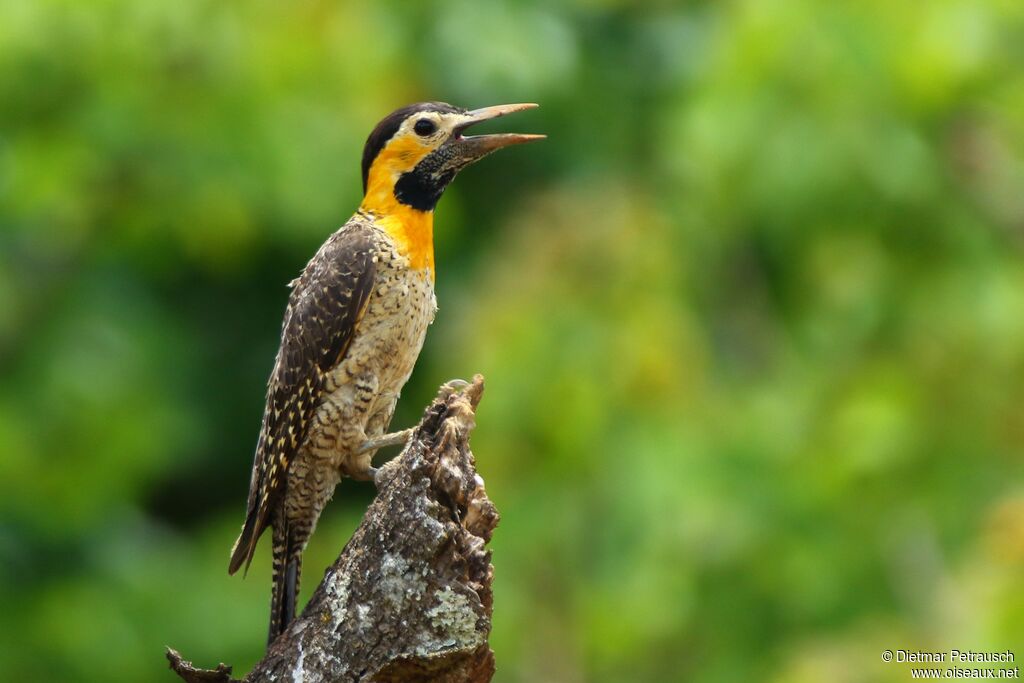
[228, 510, 260, 576]
[268, 519, 301, 645]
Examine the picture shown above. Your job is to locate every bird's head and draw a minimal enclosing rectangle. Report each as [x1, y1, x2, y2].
[360, 102, 544, 214]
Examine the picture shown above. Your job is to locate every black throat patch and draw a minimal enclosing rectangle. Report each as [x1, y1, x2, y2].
[393, 148, 458, 211]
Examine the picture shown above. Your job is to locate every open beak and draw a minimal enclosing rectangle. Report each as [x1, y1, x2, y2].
[451, 103, 545, 161]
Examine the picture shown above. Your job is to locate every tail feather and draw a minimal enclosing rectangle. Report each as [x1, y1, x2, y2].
[228, 511, 261, 576]
[268, 519, 301, 645]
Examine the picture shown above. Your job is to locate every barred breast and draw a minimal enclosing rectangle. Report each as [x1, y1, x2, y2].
[304, 229, 436, 472]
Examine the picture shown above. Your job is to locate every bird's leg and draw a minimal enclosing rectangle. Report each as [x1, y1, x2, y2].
[343, 447, 379, 482]
[350, 429, 412, 488]
[356, 427, 414, 455]
[349, 465, 379, 482]
[355, 379, 468, 455]
[352, 380, 470, 483]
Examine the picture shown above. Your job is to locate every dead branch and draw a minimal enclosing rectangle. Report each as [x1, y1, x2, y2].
[168, 375, 499, 683]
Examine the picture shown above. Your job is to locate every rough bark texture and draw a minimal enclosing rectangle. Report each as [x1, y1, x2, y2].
[168, 375, 499, 683]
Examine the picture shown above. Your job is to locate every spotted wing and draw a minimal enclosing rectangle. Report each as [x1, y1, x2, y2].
[229, 223, 377, 575]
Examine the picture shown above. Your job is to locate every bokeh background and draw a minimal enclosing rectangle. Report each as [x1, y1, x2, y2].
[2, 0, 1023, 681]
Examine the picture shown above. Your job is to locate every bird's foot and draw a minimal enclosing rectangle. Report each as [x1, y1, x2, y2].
[356, 427, 414, 455]
[345, 464, 379, 484]
[437, 378, 471, 400]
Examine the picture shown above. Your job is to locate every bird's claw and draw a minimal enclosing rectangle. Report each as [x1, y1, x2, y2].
[438, 378, 471, 399]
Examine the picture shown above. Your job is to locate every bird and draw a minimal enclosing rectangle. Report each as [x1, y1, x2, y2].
[227, 101, 543, 645]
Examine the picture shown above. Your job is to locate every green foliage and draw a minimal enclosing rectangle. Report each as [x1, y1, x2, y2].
[1, 0, 1023, 681]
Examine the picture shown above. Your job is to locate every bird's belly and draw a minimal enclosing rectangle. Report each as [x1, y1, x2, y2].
[310, 268, 436, 458]
[357, 267, 436, 399]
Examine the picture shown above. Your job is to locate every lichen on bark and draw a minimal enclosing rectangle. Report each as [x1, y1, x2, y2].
[167, 375, 499, 683]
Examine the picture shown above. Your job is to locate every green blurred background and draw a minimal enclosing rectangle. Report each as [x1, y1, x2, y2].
[2, 0, 1023, 681]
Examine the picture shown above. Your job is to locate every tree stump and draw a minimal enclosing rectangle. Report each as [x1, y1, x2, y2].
[168, 375, 499, 683]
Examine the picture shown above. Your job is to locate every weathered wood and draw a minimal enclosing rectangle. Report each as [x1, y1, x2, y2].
[166, 649, 234, 683]
[168, 376, 499, 683]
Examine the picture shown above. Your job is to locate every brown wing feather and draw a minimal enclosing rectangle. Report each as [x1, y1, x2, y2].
[229, 221, 378, 575]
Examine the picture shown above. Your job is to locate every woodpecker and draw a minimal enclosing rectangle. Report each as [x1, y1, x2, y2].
[228, 101, 543, 644]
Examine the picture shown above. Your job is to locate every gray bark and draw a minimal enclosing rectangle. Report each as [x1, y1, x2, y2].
[168, 376, 499, 683]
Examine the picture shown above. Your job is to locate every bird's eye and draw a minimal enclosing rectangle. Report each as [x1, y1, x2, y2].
[414, 118, 437, 136]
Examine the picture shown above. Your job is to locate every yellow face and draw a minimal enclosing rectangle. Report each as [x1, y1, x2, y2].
[357, 102, 543, 275]
[362, 110, 462, 205]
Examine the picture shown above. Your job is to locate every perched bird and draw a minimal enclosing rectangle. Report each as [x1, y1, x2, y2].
[228, 101, 543, 644]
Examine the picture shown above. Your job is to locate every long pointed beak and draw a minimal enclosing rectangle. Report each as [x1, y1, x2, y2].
[452, 103, 545, 159]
